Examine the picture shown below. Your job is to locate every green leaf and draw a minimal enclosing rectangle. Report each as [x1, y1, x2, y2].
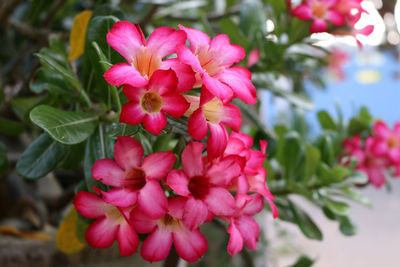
[339, 216, 357, 236]
[16, 134, 69, 179]
[59, 142, 85, 170]
[315, 133, 335, 166]
[303, 145, 320, 182]
[108, 122, 139, 138]
[10, 96, 46, 123]
[335, 187, 372, 207]
[137, 130, 153, 155]
[334, 171, 368, 187]
[317, 111, 336, 131]
[30, 68, 74, 96]
[219, 18, 248, 49]
[279, 132, 303, 179]
[30, 105, 98, 145]
[0, 143, 9, 178]
[153, 133, 174, 152]
[240, 0, 266, 43]
[290, 255, 314, 267]
[0, 117, 25, 136]
[324, 198, 351, 216]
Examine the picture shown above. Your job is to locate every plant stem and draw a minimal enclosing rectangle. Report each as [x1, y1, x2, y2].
[163, 246, 180, 267]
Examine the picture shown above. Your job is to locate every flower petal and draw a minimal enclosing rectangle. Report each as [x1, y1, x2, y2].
[207, 123, 229, 160]
[178, 25, 210, 52]
[141, 227, 173, 262]
[142, 151, 176, 179]
[204, 187, 235, 216]
[114, 136, 143, 171]
[210, 34, 245, 66]
[161, 93, 190, 118]
[104, 63, 148, 87]
[143, 112, 167, 135]
[206, 155, 242, 187]
[227, 222, 243, 256]
[310, 19, 328, 33]
[147, 27, 187, 58]
[131, 208, 157, 233]
[240, 194, 264, 216]
[85, 217, 118, 248]
[122, 85, 146, 102]
[101, 187, 138, 208]
[374, 121, 390, 139]
[73, 191, 110, 219]
[160, 58, 196, 93]
[182, 141, 205, 178]
[292, 5, 313, 20]
[167, 170, 191, 197]
[176, 44, 204, 73]
[92, 158, 125, 187]
[138, 180, 168, 219]
[188, 108, 208, 140]
[221, 103, 241, 132]
[117, 221, 139, 256]
[183, 197, 209, 230]
[168, 196, 187, 220]
[326, 10, 345, 26]
[147, 69, 178, 95]
[235, 216, 260, 250]
[202, 73, 234, 101]
[173, 228, 208, 262]
[106, 21, 145, 64]
[120, 101, 146, 126]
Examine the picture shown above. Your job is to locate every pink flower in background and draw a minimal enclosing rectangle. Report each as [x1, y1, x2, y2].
[324, 48, 348, 81]
[92, 136, 175, 219]
[177, 25, 257, 104]
[292, 0, 346, 33]
[120, 69, 189, 135]
[74, 189, 139, 256]
[166, 141, 242, 230]
[371, 121, 400, 164]
[104, 21, 195, 92]
[185, 88, 241, 159]
[247, 48, 260, 68]
[131, 197, 208, 262]
[221, 194, 264, 256]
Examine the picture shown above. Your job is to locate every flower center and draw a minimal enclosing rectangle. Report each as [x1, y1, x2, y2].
[158, 214, 181, 231]
[141, 91, 163, 113]
[188, 176, 210, 199]
[388, 136, 399, 149]
[124, 168, 146, 190]
[107, 206, 125, 224]
[132, 46, 162, 79]
[311, 2, 327, 19]
[203, 97, 223, 124]
[196, 47, 221, 76]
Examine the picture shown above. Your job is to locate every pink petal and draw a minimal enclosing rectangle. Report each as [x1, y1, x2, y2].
[217, 67, 257, 104]
[161, 93, 190, 118]
[91, 158, 125, 187]
[103, 63, 148, 87]
[101, 187, 138, 208]
[235, 216, 260, 250]
[114, 136, 143, 171]
[106, 21, 145, 64]
[356, 25, 374, 36]
[142, 151, 175, 179]
[176, 44, 203, 73]
[210, 34, 245, 66]
[167, 196, 187, 220]
[231, 131, 253, 148]
[120, 101, 146, 126]
[178, 25, 211, 52]
[138, 180, 168, 219]
[173, 228, 208, 262]
[143, 112, 168, 135]
[207, 123, 229, 160]
[183, 197, 209, 230]
[160, 58, 196, 93]
[240, 194, 264, 216]
[236, 174, 250, 194]
[202, 73, 234, 101]
[292, 5, 313, 20]
[221, 103, 241, 132]
[85, 217, 118, 248]
[147, 69, 178, 95]
[227, 222, 243, 256]
[131, 208, 157, 233]
[141, 227, 173, 262]
[204, 187, 235, 216]
[373, 121, 390, 139]
[206, 155, 242, 187]
[73, 191, 110, 219]
[188, 108, 208, 140]
[147, 27, 187, 58]
[122, 85, 146, 102]
[370, 140, 388, 157]
[326, 10, 345, 26]
[166, 170, 191, 197]
[182, 141, 205, 178]
[310, 19, 328, 33]
[117, 221, 139, 256]
[388, 149, 400, 164]
[247, 48, 260, 67]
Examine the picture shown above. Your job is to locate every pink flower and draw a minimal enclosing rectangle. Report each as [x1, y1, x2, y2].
[371, 121, 400, 164]
[332, 0, 365, 18]
[324, 48, 348, 81]
[177, 25, 257, 104]
[92, 136, 175, 219]
[73, 189, 139, 256]
[185, 88, 241, 159]
[166, 141, 242, 230]
[292, 0, 346, 33]
[247, 48, 260, 68]
[120, 69, 189, 135]
[131, 197, 208, 262]
[221, 194, 264, 256]
[225, 132, 278, 218]
[104, 21, 195, 92]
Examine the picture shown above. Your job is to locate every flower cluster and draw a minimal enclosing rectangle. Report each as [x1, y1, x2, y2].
[290, 0, 374, 43]
[74, 22, 277, 262]
[342, 121, 400, 188]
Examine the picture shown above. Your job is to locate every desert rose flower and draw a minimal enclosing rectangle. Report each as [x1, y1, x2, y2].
[247, 48, 260, 68]
[92, 136, 175, 219]
[73, 189, 139, 256]
[371, 121, 400, 164]
[292, 0, 346, 33]
[131, 197, 208, 262]
[120, 69, 189, 135]
[177, 25, 257, 104]
[104, 21, 195, 92]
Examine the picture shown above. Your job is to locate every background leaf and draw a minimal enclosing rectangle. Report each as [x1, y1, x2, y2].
[69, 10, 93, 61]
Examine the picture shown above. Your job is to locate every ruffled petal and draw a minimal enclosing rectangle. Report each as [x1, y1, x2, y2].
[207, 123, 229, 160]
[85, 217, 118, 248]
[227, 222, 243, 256]
[138, 180, 168, 219]
[120, 101, 146, 126]
[160, 58, 196, 93]
[142, 151, 175, 179]
[188, 108, 208, 140]
[147, 69, 178, 95]
[142, 112, 168, 135]
[310, 19, 328, 33]
[204, 187, 235, 216]
[106, 21, 145, 64]
[114, 136, 143, 171]
[221, 103, 241, 132]
[147, 27, 187, 58]
[117, 221, 139, 256]
[101, 187, 138, 208]
[240, 194, 264, 216]
[176, 45, 203, 73]
[210, 34, 245, 67]
[235, 216, 260, 250]
[166, 170, 191, 197]
[141, 227, 173, 262]
[131, 208, 157, 233]
[103, 63, 148, 87]
[206, 155, 242, 187]
[178, 25, 211, 52]
[92, 158, 125, 187]
[202, 73, 234, 102]
[73, 191, 110, 219]
[183, 197, 209, 230]
[182, 141, 205, 178]
[173, 228, 208, 262]
[161, 93, 190, 118]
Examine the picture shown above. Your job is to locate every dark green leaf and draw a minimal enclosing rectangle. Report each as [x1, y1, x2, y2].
[59, 142, 85, 170]
[137, 130, 153, 155]
[317, 111, 336, 131]
[303, 145, 320, 182]
[290, 255, 314, 267]
[335, 187, 372, 207]
[279, 132, 303, 179]
[153, 133, 174, 152]
[10, 96, 46, 123]
[16, 134, 69, 179]
[339, 216, 357, 236]
[219, 18, 248, 49]
[240, 0, 266, 43]
[324, 198, 351, 216]
[108, 122, 139, 138]
[0, 143, 9, 178]
[30, 105, 98, 145]
[0, 117, 25, 136]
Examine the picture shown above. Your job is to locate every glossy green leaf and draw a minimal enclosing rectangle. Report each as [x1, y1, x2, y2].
[219, 18, 248, 49]
[339, 216, 357, 236]
[59, 142, 85, 170]
[303, 145, 320, 181]
[324, 198, 351, 216]
[336, 187, 372, 207]
[108, 122, 139, 138]
[10, 96, 46, 122]
[30, 105, 98, 145]
[0, 143, 9, 178]
[317, 111, 336, 131]
[16, 134, 69, 179]
[0, 117, 25, 136]
[334, 171, 368, 187]
[290, 255, 314, 267]
[280, 132, 303, 179]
